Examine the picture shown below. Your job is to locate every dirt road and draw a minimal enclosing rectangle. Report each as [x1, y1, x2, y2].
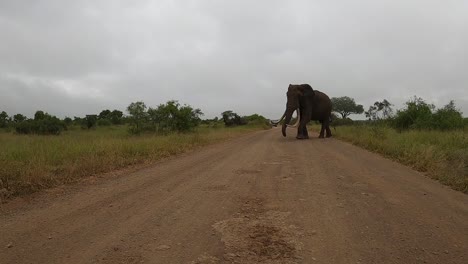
[1, 128, 467, 264]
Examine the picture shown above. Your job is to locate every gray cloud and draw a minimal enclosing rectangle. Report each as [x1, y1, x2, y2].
[1, 0, 467, 119]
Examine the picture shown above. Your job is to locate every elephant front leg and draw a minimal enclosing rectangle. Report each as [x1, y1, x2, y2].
[296, 125, 309, 139]
[296, 112, 310, 140]
[302, 125, 309, 138]
[296, 125, 306, 139]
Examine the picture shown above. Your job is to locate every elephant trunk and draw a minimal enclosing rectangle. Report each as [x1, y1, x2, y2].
[282, 108, 300, 137]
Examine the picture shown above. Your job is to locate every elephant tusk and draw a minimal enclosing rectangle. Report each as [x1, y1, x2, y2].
[287, 109, 301, 128]
[270, 111, 286, 126]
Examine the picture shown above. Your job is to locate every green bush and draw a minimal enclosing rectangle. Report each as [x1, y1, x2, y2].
[97, 119, 112, 126]
[222, 111, 247, 127]
[0, 111, 10, 128]
[15, 115, 65, 135]
[129, 100, 203, 134]
[431, 101, 464, 130]
[394, 97, 434, 130]
[82, 115, 98, 129]
[64, 117, 73, 127]
[393, 97, 464, 131]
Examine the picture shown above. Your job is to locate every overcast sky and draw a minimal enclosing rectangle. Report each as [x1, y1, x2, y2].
[1, 0, 467, 119]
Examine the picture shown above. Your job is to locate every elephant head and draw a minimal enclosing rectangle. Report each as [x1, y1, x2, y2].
[271, 84, 315, 137]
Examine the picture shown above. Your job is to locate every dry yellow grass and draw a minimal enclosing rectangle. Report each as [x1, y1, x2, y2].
[323, 125, 467, 193]
[0, 125, 267, 197]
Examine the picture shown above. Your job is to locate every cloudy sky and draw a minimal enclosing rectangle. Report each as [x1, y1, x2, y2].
[1, 0, 467, 119]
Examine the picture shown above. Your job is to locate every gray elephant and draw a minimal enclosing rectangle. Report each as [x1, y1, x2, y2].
[271, 84, 332, 139]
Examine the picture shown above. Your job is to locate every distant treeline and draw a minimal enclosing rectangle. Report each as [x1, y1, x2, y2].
[331, 96, 466, 131]
[0, 100, 269, 135]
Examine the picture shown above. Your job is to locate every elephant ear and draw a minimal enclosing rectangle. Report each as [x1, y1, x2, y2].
[301, 84, 315, 97]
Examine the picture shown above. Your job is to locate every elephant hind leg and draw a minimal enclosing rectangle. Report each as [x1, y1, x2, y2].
[319, 121, 325, 138]
[324, 119, 332, 137]
[326, 126, 332, 137]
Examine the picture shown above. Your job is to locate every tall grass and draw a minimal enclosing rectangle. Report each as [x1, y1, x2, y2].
[0, 125, 266, 197]
[330, 125, 467, 193]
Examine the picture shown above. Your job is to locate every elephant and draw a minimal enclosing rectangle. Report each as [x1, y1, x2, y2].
[271, 84, 332, 139]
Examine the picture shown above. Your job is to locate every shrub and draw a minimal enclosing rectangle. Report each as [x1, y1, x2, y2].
[0, 111, 9, 128]
[129, 100, 203, 134]
[431, 101, 464, 130]
[243, 114, 271, 129]
[127, 101, 148, 134]
[15, 121, 32, 134]
[13, 114, 27, 123]
[97, 119, 112, 126]
[15, 114, 65, 135]
[222, 111, 247, 127]
[110, 110, 124, 125]
[64, 117, 73, 127]
[173, 105, 203, 132]
[393, 97, 464, 131]
[148, 101, 203, 133]
[82, 115, 98, 129]
[394, 97, 435, 130]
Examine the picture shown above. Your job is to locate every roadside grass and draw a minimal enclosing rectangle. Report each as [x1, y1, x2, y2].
[0, 124, 267, 198]
[323, 125, 467, 193]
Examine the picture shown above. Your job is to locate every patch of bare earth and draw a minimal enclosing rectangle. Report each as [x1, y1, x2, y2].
[204, 198, 302, 264]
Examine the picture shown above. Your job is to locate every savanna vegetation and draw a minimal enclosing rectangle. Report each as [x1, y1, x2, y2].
[329, 96, 467, 193]
[0, 101, 270, 199]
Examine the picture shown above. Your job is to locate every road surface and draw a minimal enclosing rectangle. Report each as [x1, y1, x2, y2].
[1, 128, 467, 264]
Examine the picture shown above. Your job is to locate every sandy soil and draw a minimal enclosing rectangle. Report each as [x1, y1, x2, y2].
[1, 128, 467, 264]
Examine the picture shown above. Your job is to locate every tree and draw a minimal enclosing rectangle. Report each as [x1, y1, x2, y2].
[201, 117, 220, 125]
[109, 110, 123, 125]
[148, 100, 203, 133]
[34, 110, 46, 120]
[127, 101, 148, 134]
[365, 105, 378, 121]
[365, 99, 393, 120]
[147, 107, 162, 128]
[13, 114, 27, 123]
[64, 117, 73, 126]
[222, 111, 247, 127]
[331, 97, 364, 119]
[148, 101, 178, 132]
[73, 116, 83, 126]
[98, 109, 111, 120]
[15, 113, 65, 135]
[373, 100, 393, 119]
[380, 99, 393, 119]
[432, 100, 464, 130]
[394, 97, 434, 130]
[0, 111, 9, 128]
[175, 104, 203, 132]
[83, 115, 98, 129]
